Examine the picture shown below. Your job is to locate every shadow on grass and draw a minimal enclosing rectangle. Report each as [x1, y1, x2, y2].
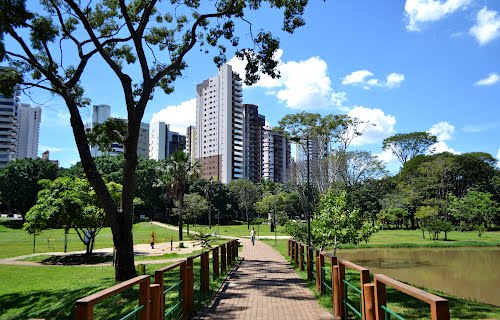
[0, 219, 23, 229]
[40, 253, 113, 265]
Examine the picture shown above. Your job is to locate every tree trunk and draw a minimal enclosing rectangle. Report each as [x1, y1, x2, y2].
[246, 207, 249, 229]
[178, 195, 184, 247]
[65, 97, 137, 281]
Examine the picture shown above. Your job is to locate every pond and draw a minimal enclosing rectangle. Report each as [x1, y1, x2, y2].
[336, 247, 500, 306]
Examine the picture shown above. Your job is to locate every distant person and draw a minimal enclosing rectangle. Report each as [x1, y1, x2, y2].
[150, 232, 155, 249]
[250, 228, 256, 246]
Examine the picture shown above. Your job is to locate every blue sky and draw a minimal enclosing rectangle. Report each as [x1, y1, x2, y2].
[15, 0, 500, 169]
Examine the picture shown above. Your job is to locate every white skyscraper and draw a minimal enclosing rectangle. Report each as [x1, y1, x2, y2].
[195, 64, 244, 183]
[0, 67, 20, 167]
[16, 103, 41, 159]
[149, 121, 186, 160]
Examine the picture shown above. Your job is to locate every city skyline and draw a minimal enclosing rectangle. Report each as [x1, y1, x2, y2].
[6, 0, 499, 170]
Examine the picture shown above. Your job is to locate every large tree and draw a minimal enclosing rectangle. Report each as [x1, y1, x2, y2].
[23, 177, 115, 254]
[0, 158, 59, 218]
[1, 0, 311, 280]
[227, 179, 260, 229]
[382, 132, 437, 165]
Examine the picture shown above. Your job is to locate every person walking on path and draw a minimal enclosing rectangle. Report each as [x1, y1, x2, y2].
[250, 228, 256, 245]
[150, 232, 155, 249]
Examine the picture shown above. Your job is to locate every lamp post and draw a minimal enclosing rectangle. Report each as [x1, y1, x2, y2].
[290, 136, 311, 247]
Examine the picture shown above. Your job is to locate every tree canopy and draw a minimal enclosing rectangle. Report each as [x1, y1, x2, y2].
[382, 132, 437, 165]
[0, 158, 59, 217]
[1, 0, 313, 280]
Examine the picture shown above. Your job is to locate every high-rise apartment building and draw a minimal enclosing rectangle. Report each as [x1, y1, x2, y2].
[149, 121, 186, 160]
[16, 103, 41, 159]
[244, 104, 265, 183]
[88, 104, 111, 157]
[88, 104, 149, 158]
[195, 64, 245, 183]
[295, 136, 322, 163]
[186, 125, 196, 163]
[262, 127, 291, 183]
[0, 67, 20, 167]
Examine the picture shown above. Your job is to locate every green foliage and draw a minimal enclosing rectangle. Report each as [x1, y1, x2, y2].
[156, 151, 201, 239]
[311, 190, 378, 249]
[22, 177, 122, 254]
[449, 191, 499, 231]
[382, 131, 437, 164]
[180, 193, 208, 222]
[189, 178, 237, 224]
[227, 179, 260, 227]
[0, 158, 59, 217]
[85, 118, 127, 153]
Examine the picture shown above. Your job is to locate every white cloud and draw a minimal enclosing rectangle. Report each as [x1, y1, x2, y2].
[429, 121, 454, 141]
[347, 106, 396, 146]
[69, 160, 78, 166]
[331, 91, 348, 111]
[374, 149, 401, 173]
[470, 7, 500, 45]
[150, 99, 196, 134]
[342, 70, 374, 85]
[386, 73, 405, 88]
[474, 73, 500, 86]
[342, 70, 405, 89]
[497, 149, 500, 167]
[428, 121, 460, 154]
[405, 0, 471, 32]
[228, 50, 336, 110]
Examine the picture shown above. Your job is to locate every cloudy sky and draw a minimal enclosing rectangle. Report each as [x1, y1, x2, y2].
[14, 0, 500, 169]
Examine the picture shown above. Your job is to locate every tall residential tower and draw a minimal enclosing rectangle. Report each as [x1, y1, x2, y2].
[0, 67, 20, 167]
[244, 104, 265, 183]
[16, 103, 41, 159]
[195, 64, 245, 183]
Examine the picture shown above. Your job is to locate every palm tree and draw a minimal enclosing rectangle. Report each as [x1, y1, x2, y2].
[157, 151, 201, 247]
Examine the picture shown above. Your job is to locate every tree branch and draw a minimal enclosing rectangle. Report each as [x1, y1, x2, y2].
[151, 0, 237, 86]
[118, 0, 150, 89]
[63, 0, 125, 80]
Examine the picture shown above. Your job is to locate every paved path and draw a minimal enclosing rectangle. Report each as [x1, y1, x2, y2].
[194, 238, 334, 320]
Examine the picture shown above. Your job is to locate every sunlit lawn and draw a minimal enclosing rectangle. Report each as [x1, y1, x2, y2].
[182, 222, 287, 237]
[0, 220, 180, 259]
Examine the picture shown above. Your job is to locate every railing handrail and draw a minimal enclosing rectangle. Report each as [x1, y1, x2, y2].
[155, 261, 184, 273]
[339, 259, 369, 273]
[374, 274, 448, 305]
[75, 275, 150, 306]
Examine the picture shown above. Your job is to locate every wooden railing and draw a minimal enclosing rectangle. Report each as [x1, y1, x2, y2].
[74, 239, 240, 320]
[287, 239, 450, 320]
[74, 275, 151, 320]
[374, 274, 449, 320]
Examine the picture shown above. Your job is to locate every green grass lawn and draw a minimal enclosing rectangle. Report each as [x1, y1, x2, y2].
[0, 220, 180, 259]
[0, 245, 235, 320]
[182, 222, 287, 237]
[263, 239, 500, 319]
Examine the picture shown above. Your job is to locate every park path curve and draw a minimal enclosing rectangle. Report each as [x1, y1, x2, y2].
[194, 238, 334, 320]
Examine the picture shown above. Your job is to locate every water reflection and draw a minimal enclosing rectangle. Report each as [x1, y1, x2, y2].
[336, 247, 500, 306]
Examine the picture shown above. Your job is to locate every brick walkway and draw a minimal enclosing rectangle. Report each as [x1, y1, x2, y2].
[194, 238, 334, 320]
